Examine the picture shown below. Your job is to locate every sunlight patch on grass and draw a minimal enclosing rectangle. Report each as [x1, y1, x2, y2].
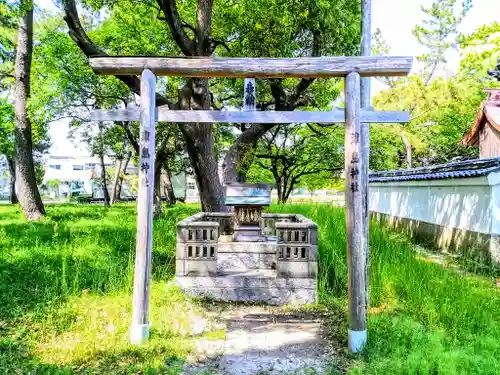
[33, 283, 203, 372]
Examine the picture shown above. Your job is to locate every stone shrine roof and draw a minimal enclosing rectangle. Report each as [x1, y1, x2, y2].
[461, 89, 500, 147]
[369, 157, 500, 182]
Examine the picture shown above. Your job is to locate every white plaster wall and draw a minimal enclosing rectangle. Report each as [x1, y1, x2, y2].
[369, 177, 493, 235]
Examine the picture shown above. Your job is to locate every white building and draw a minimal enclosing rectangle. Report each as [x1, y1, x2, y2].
[43, 155, 137, 198]
[370, 159, 500, 264]
[369, 90, 500, 264]
[0, 157, 9, 198]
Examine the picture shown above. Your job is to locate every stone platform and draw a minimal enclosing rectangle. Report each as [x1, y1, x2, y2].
[177, 270, 317, 305]
[176, 212, 318, 305]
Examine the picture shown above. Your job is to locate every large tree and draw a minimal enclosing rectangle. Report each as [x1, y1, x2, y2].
[61, 0, 360, 211]
[248, 124, 344, 203]
[371, 0, 476, 168]
[459, 21, 500, 79]
[413, 0, 472, 84]
[13, 1, 45, 219]
[32, 19, 182, 212]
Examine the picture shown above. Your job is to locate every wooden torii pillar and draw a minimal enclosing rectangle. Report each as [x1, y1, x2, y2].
[89, 55, 412, 350]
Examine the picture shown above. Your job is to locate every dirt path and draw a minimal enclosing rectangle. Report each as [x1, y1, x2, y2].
[183, 305, 341, 375]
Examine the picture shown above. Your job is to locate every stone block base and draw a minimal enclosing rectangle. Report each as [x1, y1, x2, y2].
[234, 225, 265, 242]
[177, 270, 316, 305]
[217, 253, 276, 271]
[277, 261, 317, 278]
[217, 241, 277, 271]
[176, 259, 217, 276]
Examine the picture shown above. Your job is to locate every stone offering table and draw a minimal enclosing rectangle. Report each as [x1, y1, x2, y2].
[176, 205, 318, 305]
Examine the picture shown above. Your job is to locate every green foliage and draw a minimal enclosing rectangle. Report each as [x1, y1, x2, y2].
[367, 0, 494, 169]
[209, 0, 360, 110]
[46, 178, 61, 189]
[0, 98, 15, 158]
[0, 0, 17, 84]
[374, 74, 485, 166]
[459, 21, 500, 79]
[412, 0, 472, 83]
[0, 5, 51, 163]
[1, 203, 500, 373]
[32, 17, 130, 121]
[273, 204, 500, 375]
[248, 124, 344, 199]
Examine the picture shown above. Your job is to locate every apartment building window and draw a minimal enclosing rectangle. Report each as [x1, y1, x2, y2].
[72, 165, 84, 171]
[49, 165, 61, 170]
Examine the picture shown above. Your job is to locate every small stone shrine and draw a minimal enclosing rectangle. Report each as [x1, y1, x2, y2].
[226, 183, 270, 242]
[176, 183, 318, 305]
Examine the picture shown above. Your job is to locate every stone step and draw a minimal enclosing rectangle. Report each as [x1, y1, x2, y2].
[176, 270, 317, 305]
[217, 252, 276, 271]
[217, 241, 276, 254]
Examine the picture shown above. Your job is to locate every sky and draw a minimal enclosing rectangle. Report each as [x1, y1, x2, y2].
[44, 0, 500, 157]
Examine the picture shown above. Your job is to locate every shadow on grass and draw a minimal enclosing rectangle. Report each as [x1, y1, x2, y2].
[0, 203, 196, 320]
[0, 340, 75, 374]
[0, 336, 186, 374]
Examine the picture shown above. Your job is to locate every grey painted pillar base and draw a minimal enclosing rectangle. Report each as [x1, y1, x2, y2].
[130, 322, 150, 344]
[348, 329, 367, 353]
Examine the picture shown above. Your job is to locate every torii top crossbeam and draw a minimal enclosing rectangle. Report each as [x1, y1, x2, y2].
[89, 56, 413, 124]
[89, 56, 412, 78]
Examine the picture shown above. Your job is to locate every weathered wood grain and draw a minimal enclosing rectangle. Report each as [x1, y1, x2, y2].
[91, 108, 409, 124]
[130, 69, 156, 344]
[360, 0, 372, 318]
[89, 56, 413, 78]
[345, 72, 367, 340]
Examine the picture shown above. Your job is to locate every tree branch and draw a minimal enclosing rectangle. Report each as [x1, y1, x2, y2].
[156, 0, 196, 56]
[306, 124, 324, 136]
[182, 22, 197, 34]
[269, 79, 288, 110]
[255, 154, 288, 161]
[117, 121, 139, 155]
[62, 0, 174, 108]
[291, 78, 315, 108]
[209, 39, 231, 54]
[196, 0, 214, 55]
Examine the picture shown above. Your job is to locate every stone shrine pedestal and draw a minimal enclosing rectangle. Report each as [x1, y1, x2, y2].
[175, 183, 318, 305]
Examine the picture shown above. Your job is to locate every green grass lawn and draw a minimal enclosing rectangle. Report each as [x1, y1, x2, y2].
[1, 203, 500, 374]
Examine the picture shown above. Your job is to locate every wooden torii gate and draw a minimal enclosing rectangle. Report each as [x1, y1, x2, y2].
[90, 55, 412, 352]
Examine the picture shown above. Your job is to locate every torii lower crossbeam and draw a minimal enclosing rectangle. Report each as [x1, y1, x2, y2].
[92, 108, 408, 124]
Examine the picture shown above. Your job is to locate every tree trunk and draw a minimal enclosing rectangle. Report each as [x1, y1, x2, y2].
[116, 151, 131, 200]
[222, 124, 272, 184]
[179, 79, 226, 212]
[162, 163, 175, 205]
[13, 4, 45, 220]
[111, 158, 123, 204]
[276, 179, 284, 204]
[283, 182, 295, 204]
[99, 152, 110, 206]
[7, 157, 18, 204]
[182, 125, 226, 211]
[401, 133, 412, 169]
